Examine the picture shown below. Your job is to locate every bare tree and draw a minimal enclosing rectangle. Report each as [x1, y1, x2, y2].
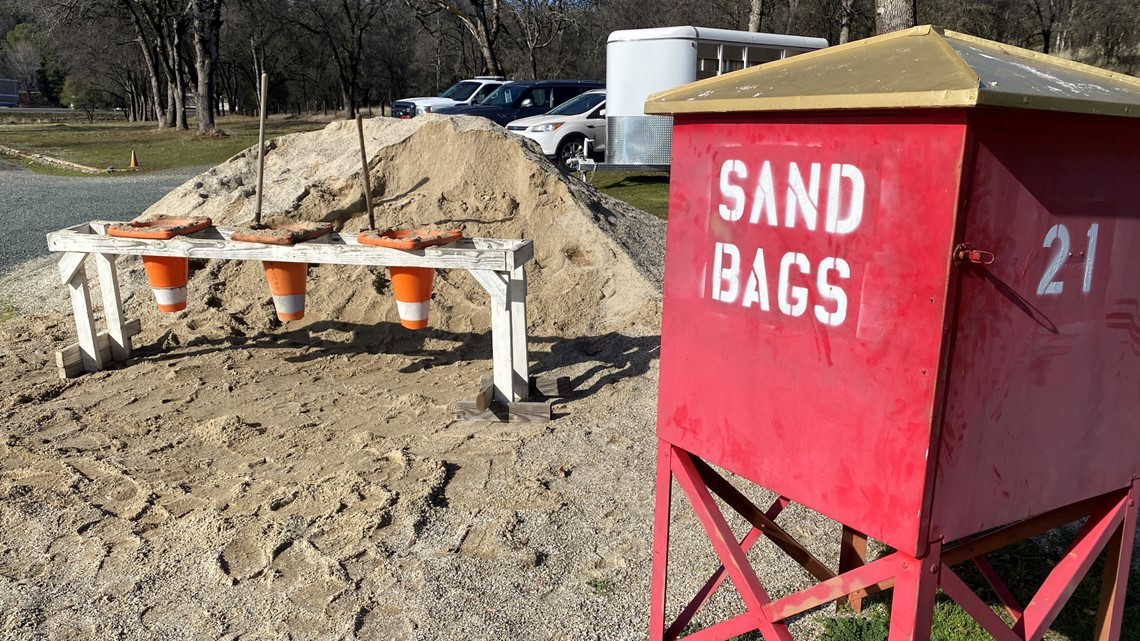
[506, 0, 575, 79]
[1, 25, 42, 101]
[189, 0, 223, 133]
[291, 0, 384, 119]
[413, 0, 503, 76]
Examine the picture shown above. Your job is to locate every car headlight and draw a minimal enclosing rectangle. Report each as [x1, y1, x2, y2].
[418, 105, 432, 114]
[530, 122, 564, 132]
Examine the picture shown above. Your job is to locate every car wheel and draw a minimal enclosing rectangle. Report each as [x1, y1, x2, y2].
[555, 135, 587, 172]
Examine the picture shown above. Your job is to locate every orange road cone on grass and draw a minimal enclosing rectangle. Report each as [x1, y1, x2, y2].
[141, 256, 189, 312]
[263, 261, 308, 321]
[129, 150, 138, 169]
[388, 266, 434, 330]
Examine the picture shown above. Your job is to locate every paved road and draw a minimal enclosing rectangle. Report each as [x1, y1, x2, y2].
[0, 160, 207, 276]
[0, 107, 74, 114]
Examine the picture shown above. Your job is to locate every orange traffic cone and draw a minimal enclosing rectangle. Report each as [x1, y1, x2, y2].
[141, 256, 189, 312]
[129, 150, 138, 169]
[263, 261, 308, 321]
[389, 266, 434, 330]
[107, 215, 213, 313]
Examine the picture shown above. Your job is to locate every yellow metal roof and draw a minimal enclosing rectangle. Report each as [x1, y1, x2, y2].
[644, 25, 1140, 118]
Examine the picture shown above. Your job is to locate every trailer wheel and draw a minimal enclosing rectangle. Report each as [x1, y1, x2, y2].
[556, 135, 587, 172]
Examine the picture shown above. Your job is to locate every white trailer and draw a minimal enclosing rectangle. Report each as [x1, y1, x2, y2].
[596, 26, 827, 170]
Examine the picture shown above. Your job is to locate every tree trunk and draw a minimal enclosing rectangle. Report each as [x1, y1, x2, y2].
[839, 0, 854, 43]
[191, 0, 223, 134]
[748, 0, 763, 31]
[165, 80, 176, 127]
[121, 0, 168, 127]
[875, 0, 915, 34]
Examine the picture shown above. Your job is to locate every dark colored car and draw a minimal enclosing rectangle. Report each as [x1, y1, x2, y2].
[434, 80, 604, 126]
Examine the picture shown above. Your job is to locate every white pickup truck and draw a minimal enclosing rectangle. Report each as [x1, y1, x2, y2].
[391, 76, 505, 118]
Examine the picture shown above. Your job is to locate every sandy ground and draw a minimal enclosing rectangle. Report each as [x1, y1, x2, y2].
[0, 116, 848, 641]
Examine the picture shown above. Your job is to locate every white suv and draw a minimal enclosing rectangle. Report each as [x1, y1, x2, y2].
[391, 77, 505, 118]
[505, 89, 606, 171]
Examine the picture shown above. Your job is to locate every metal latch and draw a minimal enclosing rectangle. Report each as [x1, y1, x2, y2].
[955, 244, 995, 265]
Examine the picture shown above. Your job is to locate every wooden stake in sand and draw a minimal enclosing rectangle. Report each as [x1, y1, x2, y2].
[356, 114, 377, 231]
[254, 72, 268, 228]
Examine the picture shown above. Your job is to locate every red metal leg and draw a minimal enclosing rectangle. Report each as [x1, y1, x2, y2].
[763, 552, 905, 623]
[887, 541, 941, 641]
[671, 449, 794, 641]
[1093, 481, 1139, 641]
[649, 439, 674, 641]
[1014, 492, 1128, 641]
[939, 564, 1021, 641]
[973, 555, 1023, 620]
[666, 497, 790, 639]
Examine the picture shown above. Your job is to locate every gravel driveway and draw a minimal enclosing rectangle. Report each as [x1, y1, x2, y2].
[0, 159, 207, 276]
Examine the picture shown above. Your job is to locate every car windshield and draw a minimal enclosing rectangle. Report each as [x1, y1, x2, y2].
[548, 92, 605, 116]
[480, 84, 529, 107]
[439, 81, 480, 101]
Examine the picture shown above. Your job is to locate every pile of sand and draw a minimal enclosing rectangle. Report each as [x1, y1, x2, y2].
[138, 115, 666, 340]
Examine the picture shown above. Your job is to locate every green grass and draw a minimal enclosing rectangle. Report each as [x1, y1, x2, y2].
[588, 170, 670, 219]
[0, 115, 330, 174]
[822, 602, 989, 641]
[587, 577, 612, 595]
[817, 528, 1140, 641]
[0, 299, 16, 322]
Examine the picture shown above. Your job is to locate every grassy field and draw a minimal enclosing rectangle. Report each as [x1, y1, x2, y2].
[0, 115, 331, 173]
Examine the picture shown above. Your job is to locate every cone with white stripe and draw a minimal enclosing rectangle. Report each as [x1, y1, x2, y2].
[389, 266, 434, 330]
[142, 256, 189, 313]
[263, 261, 308, 321]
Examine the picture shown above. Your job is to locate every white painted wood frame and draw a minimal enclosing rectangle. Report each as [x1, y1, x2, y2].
[47, 222, 534, 403]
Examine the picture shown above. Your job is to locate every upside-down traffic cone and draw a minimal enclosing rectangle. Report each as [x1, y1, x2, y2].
[263, 261, 308, 321]
[388, 266, 434, 330]
[129, 150, 138, 169]
[141, 256, 189, 312]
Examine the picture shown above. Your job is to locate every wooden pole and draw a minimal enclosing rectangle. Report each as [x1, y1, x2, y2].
[356, 114, 376, 231]
[255, 72, 268, 227]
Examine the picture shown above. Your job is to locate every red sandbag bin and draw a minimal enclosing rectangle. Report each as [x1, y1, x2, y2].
[644, 26, 1140, 641]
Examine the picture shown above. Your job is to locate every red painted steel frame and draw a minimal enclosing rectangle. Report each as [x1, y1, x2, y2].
[657, 113, 967, 557]
[650, 442, 1140, 641]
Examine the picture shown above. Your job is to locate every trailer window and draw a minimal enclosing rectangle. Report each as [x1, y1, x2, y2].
[697, 43, 720, 80]
[746, 47, 784, 67]
[722, 46, 745, 72]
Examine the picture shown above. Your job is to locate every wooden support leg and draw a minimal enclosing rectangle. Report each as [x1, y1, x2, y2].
[94, 253, 131, 361]
[887, 542, 940, 641]
[649, 439, 673, 641]
[1094, 481, 1139, 641]
[471, 269, 513, 404]
[59, 252, 103, 373]
[838, 526, 868, 612]
[509, 265, 529, 402]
